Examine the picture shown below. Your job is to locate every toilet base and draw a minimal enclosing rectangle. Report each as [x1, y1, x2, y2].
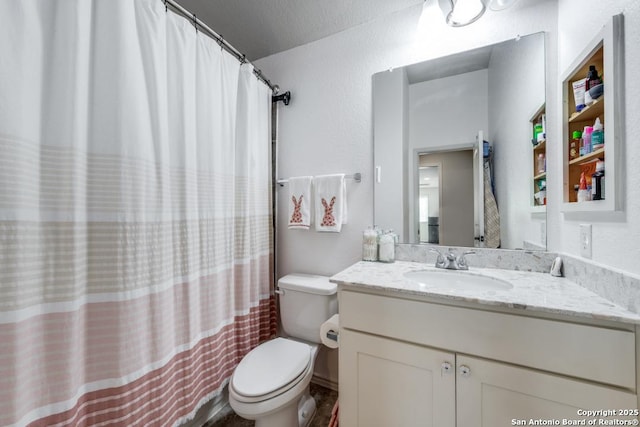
[298, 391, 316, 427]
[252, 390, 316, 427]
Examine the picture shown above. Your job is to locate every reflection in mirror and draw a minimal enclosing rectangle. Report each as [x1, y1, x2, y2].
[418, 165, 440, 244]
[373, 32, 546, 251]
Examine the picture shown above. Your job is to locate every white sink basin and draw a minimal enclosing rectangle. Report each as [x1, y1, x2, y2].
[404, 270, 513, 291]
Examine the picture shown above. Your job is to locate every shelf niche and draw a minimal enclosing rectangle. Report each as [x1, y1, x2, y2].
[561, 14, 624, 213]
[531, 103, 546, 211]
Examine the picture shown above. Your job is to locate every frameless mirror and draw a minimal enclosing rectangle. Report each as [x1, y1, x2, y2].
[373, 32, 546, 250]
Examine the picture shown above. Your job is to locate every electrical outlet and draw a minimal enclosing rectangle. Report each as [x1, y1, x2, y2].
[580, 224, 592, 259]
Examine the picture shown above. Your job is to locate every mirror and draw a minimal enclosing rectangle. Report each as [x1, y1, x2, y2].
[373, 32, 546, 250]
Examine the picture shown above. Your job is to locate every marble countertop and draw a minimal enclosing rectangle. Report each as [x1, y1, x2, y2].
[331, 261, 640, 325]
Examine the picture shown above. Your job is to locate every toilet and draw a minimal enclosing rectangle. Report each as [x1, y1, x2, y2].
[228, 274, 338, 427]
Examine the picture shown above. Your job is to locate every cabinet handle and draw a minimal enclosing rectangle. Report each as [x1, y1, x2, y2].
[459, 365, 471, 377]
[441, 362, 452, 374]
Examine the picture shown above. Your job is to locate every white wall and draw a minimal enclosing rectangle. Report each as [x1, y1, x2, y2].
[488, 33, 546, 249]
[553, 0, 640, 272]
[257, 0, 558, 281]
[409, 69, 489, 151]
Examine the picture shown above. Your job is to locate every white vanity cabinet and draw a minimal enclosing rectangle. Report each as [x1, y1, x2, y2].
[340, 328, 456, 426]
[339, 289, 639, 427]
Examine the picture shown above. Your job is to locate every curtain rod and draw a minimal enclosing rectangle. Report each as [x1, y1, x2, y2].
[164, 0, 278, 93]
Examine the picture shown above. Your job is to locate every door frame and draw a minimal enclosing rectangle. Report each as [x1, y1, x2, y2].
[411, 141, 477, 245]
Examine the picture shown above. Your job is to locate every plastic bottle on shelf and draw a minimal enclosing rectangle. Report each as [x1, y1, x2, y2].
[584, 65, 602, 106]
[586, 65, 602, 90]
[570, 130, 581, 160]
[591, 160, 605, 200]
[536, 153, 545, 174]
[592, 117, 604, 150]
[582, 126, 593, 155]
[577, 172, 591, 202]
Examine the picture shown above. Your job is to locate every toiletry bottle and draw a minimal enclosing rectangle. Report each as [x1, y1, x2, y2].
[572, 78, 587, 112]
[536, 153, 545, 174]
[592, 117, 604, 150]
[577, 172, 591, 202]
[582, 126, 593, 155]
[591, 160, 605, 200]
[586, 65, 602, 90]
[570, 130, 581, 160]
[584, 65, 602, 106]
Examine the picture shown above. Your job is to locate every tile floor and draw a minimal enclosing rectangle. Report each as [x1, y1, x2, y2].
[206, 383, 337, 427]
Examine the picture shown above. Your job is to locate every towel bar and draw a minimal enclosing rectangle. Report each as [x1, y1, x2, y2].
[277, 173, 361, 187]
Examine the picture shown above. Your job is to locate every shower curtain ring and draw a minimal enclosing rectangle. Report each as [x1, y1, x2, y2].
[164, 0, 167, 12]
[193, 13, 198, 32]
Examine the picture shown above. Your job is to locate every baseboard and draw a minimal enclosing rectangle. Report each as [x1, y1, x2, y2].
[312, 374, 338, 392]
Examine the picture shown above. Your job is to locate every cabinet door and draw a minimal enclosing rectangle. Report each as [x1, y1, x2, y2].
[456, 355, 638, 427]
[339, 329, 455, 427]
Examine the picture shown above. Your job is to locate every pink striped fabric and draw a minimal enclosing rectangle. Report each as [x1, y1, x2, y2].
[27, 301, 275, 427]
[0, 0, 275, 425]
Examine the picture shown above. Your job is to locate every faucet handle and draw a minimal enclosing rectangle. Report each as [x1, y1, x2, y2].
[429, 248, 446, 268]
[457, 250, 476, 270]
[446, 248, 457, 261]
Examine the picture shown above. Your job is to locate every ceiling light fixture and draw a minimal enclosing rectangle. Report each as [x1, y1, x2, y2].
[439, 0, 486, 27]
[486, 0, 520, 11]
[426, 0, 521, 28]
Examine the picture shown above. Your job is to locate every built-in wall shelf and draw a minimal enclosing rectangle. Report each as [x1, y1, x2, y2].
[530, 104, 546, 211]
[568, 96, 604, 124]
[561, 14, 624, 214]
[568, 147, 605, 166]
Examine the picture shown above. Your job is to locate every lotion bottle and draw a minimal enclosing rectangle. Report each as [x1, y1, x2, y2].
[582, 126, 593, 155]
[592, 117, 604, 150]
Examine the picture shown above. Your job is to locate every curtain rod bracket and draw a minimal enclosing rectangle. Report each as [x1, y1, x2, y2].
[272, 91, 291, 106]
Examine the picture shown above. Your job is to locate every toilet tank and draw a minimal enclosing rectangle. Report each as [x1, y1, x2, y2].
[278, 274, 338, 343]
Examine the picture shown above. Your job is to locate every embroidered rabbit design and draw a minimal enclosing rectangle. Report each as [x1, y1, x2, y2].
[290, 195, 303, 223]
[321, 197, 336, 227]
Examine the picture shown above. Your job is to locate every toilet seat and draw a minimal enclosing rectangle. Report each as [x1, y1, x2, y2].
[231, 338, 313, 403]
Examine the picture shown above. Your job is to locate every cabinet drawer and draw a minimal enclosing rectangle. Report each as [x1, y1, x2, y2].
[340, 290, 636, 389]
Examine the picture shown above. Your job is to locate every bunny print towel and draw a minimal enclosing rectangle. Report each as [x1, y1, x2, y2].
[314, 174, 347, 232]
[288, 176, 313, 229]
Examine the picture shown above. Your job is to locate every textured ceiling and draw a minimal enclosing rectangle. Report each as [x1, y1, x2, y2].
[173, 0, 424, 61]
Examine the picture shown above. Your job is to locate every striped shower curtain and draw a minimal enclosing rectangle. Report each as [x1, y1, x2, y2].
[0, 1, 276, 425]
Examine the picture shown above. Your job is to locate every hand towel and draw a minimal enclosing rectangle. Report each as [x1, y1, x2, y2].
[288, 176, 312, 229]
[314, 174, 347, 233]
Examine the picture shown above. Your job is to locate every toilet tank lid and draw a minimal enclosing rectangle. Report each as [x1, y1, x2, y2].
[278, 274, 337, 295]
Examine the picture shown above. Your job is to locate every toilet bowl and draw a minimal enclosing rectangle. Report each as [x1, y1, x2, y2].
[229, 338, 319, 427]
[228, 274, 338, 427]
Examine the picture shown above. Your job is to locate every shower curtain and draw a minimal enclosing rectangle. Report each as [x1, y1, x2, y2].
[0, 1, 275, 426]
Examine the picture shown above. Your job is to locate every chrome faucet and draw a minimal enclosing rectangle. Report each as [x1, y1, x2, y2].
[430, 248, 475, 270]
